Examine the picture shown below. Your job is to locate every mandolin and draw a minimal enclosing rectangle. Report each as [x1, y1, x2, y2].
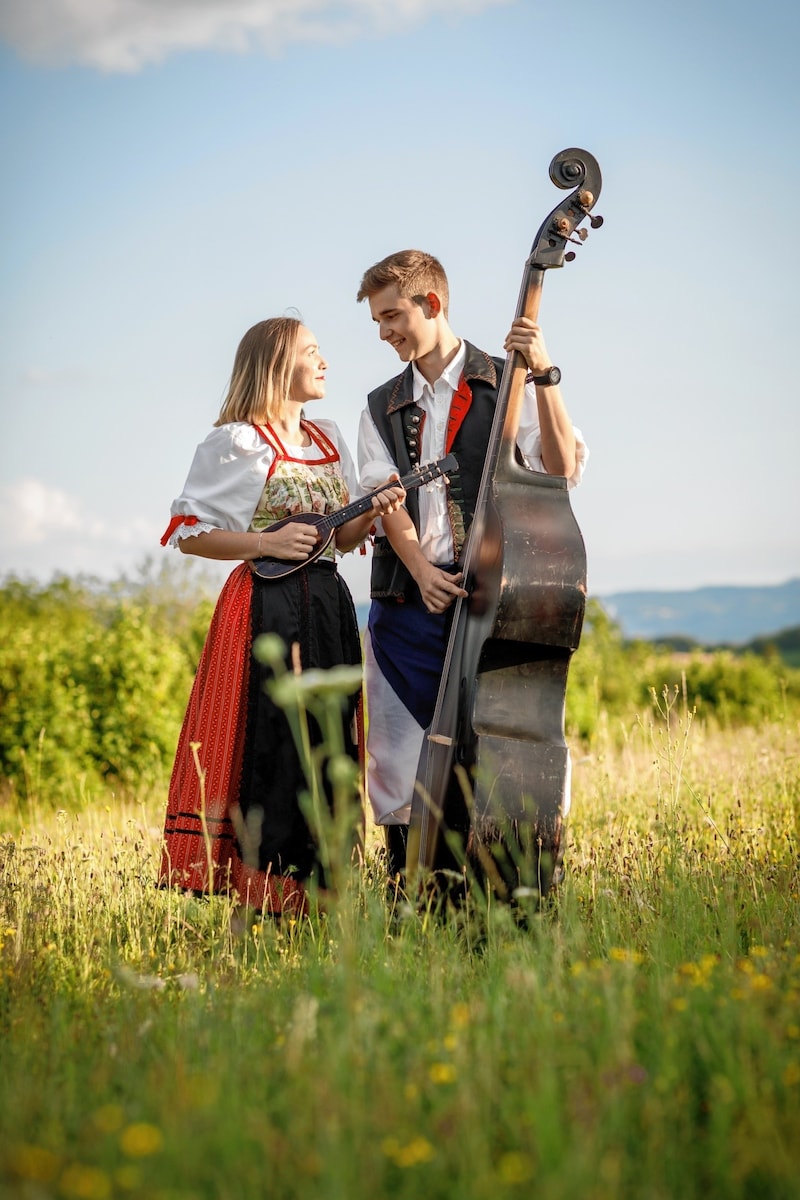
[252, 453, 458, 580]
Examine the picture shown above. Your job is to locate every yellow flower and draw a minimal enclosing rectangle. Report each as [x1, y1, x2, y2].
[609, 947, 643, 964]
[782, 1063, 800, 1087]
[382, 1136, 436, 1168]
[119, 1123, 163, 1158]
[59, 1163, 112, 1199]
[671, 997, 688, 1012]
[498, 1151, 535, 1185]
[429, 1062, 456, 1084]
[7, 1143, 60, 1182]
[450, 1002, 470, 1028]
[396, 1137, 436, 1168]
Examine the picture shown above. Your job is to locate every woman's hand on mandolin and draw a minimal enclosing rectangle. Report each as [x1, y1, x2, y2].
[261, 521, 321, 561]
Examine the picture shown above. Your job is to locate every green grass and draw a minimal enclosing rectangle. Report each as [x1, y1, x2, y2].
[2, 707, 799, 1200]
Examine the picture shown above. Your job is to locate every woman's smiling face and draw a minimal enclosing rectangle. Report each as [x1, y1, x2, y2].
[290, 326, 328, 403]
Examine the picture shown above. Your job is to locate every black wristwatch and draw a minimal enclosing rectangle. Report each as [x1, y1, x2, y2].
[527, 365, 561, 387]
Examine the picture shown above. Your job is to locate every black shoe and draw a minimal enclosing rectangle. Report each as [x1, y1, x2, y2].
[384, 824, 408, 882]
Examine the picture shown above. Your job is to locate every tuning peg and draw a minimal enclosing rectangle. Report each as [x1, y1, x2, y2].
[574, 189, 604, 229]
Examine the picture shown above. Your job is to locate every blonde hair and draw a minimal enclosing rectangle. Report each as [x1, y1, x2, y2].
[215, 316, 302, 426]
[356, 249, 449, 317]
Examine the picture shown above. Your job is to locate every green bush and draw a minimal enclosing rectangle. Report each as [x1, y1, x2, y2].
[566, 600, 650, 740]
[565, 599, 800, 742]
[639, 650, 798, 727]
[0, 567, 213, 807]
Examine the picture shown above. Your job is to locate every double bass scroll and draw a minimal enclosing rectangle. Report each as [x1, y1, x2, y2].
[407, 148, 603, 902]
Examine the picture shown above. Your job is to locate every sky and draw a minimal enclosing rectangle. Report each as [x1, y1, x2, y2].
[1, 0, 798, 605]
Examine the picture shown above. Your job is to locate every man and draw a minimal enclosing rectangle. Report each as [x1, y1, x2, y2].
[356, 249, 588, 876]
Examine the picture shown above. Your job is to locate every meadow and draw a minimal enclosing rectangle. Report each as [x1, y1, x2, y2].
[1, 575, 799, 1199]
[2, 708, 799, 1199]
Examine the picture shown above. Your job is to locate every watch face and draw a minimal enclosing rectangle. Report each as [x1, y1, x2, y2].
[549, 366, 561, 385]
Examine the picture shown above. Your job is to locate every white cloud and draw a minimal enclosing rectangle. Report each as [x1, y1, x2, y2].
[0, 0, 510, 73]
[0, 478, 91, 544]
[0, 479, 170, 582]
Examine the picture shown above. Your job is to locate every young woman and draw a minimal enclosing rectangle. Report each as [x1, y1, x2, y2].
[159, 316, 404, 914]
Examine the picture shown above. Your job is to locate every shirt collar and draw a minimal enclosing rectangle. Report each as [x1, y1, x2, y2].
[411, 340, 466, 402]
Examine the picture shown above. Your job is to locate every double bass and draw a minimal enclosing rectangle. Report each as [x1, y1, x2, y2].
[406, 148, 603, 902]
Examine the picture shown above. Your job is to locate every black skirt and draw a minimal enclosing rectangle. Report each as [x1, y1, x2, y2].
[236, 561, 361, 881]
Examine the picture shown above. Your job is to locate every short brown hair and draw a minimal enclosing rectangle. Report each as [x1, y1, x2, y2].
[356, 249, 449, 316]
[215, 316, 302, 426]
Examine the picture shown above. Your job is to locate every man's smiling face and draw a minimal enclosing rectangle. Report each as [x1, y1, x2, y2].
[368, 284, 438, 364]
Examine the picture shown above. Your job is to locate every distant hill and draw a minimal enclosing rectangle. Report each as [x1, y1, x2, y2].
[357, 579, 800, 646]
[597, 578, 800, 644]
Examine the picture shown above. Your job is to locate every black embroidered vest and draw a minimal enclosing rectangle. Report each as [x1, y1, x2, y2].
[366, 341, 503, 601]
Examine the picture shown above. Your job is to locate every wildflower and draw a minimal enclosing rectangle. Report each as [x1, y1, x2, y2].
[449, 1001, 470, 1028]
[115, 965, 165, 992]
[392, 1137, 436, 1167]
[498, 1150, 535, 1185]
[59, 1162, 112, 1199]
[429, 1062, 456, 1084]
[782, 1063, 800, 1087]
[175, 972, 200, 991]
[119, 1123, 163, 1158]
[609, 947, 644, 965]
[671, 997, 688, 1012]
[7, 1143, 60, 1183]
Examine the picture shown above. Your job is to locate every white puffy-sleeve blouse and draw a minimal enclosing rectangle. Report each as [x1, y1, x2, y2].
[161, 420, 359, 548]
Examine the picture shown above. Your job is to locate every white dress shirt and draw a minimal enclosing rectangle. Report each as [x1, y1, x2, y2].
[357, 341, 588, 563]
